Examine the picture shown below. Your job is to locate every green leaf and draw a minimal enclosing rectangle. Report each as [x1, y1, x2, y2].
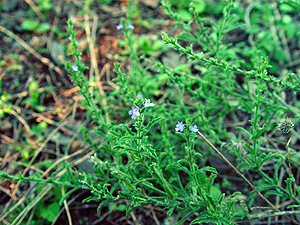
[236, 127, 252, 139]
[193, 0, 206, 13]
[178, 9, 193, 21]
[274, 157, 285, 184]
[176, 210, 198, 225]
[21, 20, 39, 31]
[108, 131, 122, 138]
[205, 173, 217, 195]
[59, 187, 81, 206]
[253, 123, 266, 140]
[177, 33, 196, 43]
[285, 176, 295, 198]
[198, 166, 218, 174]
[258, 152, 283, 168]
[39, 202, 60, 222]
[120, 135, 140, 140]
[97, 199, 113, 215]
[120, 124, 135, 136]
[141, 116, 163, 137]
[265, 189, 289, 198]
[167, 207, 175, 216]
[211, 185, 222, 201]
[167, 162, 190, 175]
[223, 22, 245, 34]
[191, 214, 216, 224]
[37, 22, 51, 33]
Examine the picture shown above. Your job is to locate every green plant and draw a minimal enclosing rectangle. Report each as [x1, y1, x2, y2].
[2, 0, 300, 224]
[20, 20, 51, 33]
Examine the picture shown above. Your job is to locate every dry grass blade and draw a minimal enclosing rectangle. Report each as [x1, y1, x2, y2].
[0, 26, 64, 77]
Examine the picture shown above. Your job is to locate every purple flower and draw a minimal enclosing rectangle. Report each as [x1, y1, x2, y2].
[116, 23, 123, 30]
[71, 65, 78, 72]
[128, 106, 140, 120]
[175, 121, 185, 132]
[127, 23, 135, 29]
[136, 93, 143, 98]
[144, 99, 155, 108]
[190, 125, 199, 132]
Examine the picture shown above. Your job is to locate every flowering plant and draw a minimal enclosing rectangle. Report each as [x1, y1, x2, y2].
[62, 1, 300, 223]
[2, 0, 300, 224]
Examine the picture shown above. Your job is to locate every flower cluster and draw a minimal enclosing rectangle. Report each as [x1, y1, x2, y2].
[175, 121, 198, 133]
[128, 97, 155, 120]
[71, 65, 78, 72]
[116, 23, 135, 30]
[128, 106, 140, 120]
[136, 93, 143, 98]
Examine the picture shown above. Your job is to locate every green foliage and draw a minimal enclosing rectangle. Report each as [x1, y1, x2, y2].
[165, 0, 206, 21]
[2, 0, 300, 224]
[37, 0, 53, 12]
[63, 0, 300, 223]
[21, 20, 51, 33]
[39, 202, 60, 222]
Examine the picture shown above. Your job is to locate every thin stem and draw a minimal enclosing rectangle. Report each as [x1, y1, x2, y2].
[286, 132, 299, 202]
[197, 130, 299, 225]
[286, 132, 293, 177]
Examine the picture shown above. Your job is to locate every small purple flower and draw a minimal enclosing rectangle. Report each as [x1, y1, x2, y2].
[190, 125, 199, 132]
[71, 65, 78, 72]
[175, 121, 185, 132]
[127, 23, 135, 29]
[116, 23, 123, 30]
[136, 93, 143, 98]
[144, 99, 155, 108]
[128, 106, 140, 120]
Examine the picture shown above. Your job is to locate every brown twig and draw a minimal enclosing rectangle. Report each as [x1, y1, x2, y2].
[0, 25, 64, 77]
[62, 187, 73, 225]
[83, 13, 111, 124]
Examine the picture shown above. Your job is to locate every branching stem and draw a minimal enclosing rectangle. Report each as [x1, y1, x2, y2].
[197, 130, 299, 225]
